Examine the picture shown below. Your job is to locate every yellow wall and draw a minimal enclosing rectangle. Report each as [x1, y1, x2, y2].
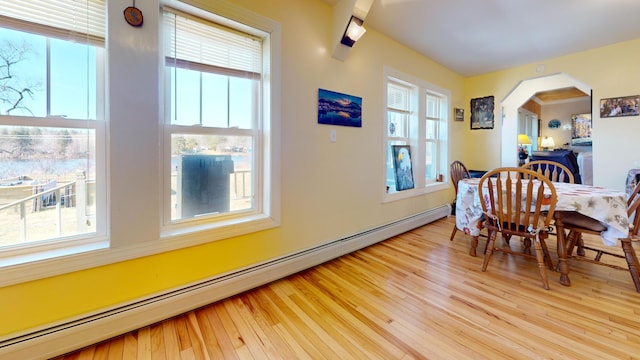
[463, 38, 640, 190]
[3, 0, 639, 339]
[0, 0, 462, 336]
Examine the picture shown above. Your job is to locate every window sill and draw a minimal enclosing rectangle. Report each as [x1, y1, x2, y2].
[383, 181, 449, 203]
[0, 239, 110, 287]
[161, 213, 279, 243]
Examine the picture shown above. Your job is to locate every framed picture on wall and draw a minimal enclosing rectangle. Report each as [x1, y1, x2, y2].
[454, 108, 464, 121]
[599, 95, 639, 118]
[392, 145, 414, 191]
[317, 88, 363, 127]
[470, 96, 494, 130]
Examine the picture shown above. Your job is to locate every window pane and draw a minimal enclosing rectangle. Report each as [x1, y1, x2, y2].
[426, 94, 439, 118]
[0, 126, 97, 246]
[50, 39, 97, 119]
[388, 111, 408, 138]
[0, 27, 98, 120]
[170, 70, 255, 129]
[170, 67, 201, 126]
[425, 119, 437, 139]
[0, 27, 46, 117]
[171, 134, 252, 221]
[388, 83, 409, 111]
[425, 141, 437, 181]
[229, 77, 253, 129]
[202, 73, 229, 128]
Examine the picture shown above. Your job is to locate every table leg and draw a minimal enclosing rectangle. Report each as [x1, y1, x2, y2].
[554, 212, 571, 286]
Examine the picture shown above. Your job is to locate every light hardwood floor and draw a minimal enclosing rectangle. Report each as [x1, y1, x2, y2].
[53, 217, 640, 359]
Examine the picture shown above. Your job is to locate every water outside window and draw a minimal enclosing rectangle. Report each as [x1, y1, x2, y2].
[0, 27, 99, 247]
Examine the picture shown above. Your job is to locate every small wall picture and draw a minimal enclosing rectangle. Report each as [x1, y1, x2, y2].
[454, 108, 464, 121]
[392, 145, 414, 191]
[470, 96, 494, 129]
[599, 95, 639, 118]
[318, 88, 362, 127]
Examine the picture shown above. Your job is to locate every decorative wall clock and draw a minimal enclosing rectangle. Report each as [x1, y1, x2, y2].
[124, 1, 143, 27]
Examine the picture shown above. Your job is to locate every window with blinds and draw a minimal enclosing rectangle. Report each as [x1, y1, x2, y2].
[0, 0, 104, 44]
[164, 8, 261, 78]
[162, 8, 266, 226]
[0, 0, 106, 251]
[384, 67, 449, 198]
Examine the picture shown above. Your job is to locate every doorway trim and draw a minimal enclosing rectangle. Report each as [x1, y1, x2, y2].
[500, 73, 591, 166]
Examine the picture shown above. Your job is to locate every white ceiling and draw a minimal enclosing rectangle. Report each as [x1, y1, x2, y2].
[323, 0, 640, 76]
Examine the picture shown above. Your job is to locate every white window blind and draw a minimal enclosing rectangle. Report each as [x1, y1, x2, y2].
[163, 7, 262, 77]
[0, 0, 105, 45]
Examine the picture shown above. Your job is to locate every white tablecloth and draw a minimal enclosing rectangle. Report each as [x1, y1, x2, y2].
[577, 152, 593, 185]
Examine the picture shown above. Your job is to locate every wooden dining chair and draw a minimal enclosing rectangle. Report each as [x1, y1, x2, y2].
[479, 167, 558, 290]
[522, 159, 576, 250]
[522, 160, 575, 184]
[560, 182, 640, 292]
[449, 160, 471, 241]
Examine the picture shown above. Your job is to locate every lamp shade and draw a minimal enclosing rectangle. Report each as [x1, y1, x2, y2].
[517, 134, 532, 145]
[540, 136, 555, 149]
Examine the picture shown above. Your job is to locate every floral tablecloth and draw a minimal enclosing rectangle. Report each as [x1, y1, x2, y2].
[455, 178, 629, 246]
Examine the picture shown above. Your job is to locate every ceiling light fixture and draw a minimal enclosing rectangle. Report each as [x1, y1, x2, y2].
[340, 16, 366, 47]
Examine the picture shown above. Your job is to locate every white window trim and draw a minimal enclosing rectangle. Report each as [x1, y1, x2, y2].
[159, 0, 281, 241]
[0, 9, 108, 270]
[382, 66, 450, 203]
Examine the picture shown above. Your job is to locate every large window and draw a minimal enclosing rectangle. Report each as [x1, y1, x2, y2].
[384, 67, 449, 200]
[0, 1, 105, 254]
[162, 6, 275, 235]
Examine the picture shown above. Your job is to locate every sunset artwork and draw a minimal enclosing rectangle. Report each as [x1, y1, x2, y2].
[318, 88, 362, 127]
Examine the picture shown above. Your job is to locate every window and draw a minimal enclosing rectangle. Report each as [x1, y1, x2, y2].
[0, 1, 106, 253]
[162, 5, 277, 236]
[384, 67, 449, 200]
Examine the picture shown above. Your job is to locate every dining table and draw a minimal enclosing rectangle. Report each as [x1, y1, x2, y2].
[455, 177, 629, 286]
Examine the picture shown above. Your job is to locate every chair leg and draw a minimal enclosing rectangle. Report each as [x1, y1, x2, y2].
[533, 238, 551, 290]
[504, 234, 512, 245]
[621, 238, 640, 293]
[564, 228, 586, 257]
[576, 235, 586, 256]
[522, 237, 532, 255]
[449, 225, 457, 241]
[481, 231, 497, 272]
[539, 238, 554, 270]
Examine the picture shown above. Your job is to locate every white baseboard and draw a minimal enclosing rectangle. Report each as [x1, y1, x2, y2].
[0, 205, 449, 360]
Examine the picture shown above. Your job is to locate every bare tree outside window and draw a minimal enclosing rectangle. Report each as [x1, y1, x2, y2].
[0, 39, 41, 115]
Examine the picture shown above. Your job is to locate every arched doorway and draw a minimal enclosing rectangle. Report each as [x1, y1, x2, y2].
[501, 73, 591, 166]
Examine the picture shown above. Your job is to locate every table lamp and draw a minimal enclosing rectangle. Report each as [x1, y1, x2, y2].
[517, 134, 532, 165]
[540, 136, 555, 150]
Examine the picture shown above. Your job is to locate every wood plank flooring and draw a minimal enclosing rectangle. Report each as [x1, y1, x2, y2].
[53, 217, 640, 359]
